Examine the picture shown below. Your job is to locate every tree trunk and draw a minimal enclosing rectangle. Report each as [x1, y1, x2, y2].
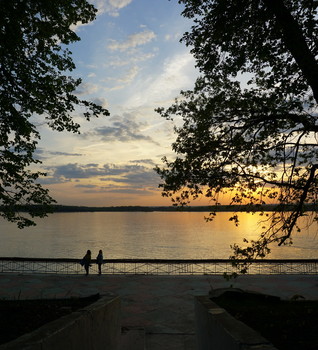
[264, 0, 318, 104]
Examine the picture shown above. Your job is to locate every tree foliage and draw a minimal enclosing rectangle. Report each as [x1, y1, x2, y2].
[156, 0, 318, 270]
[0, 0, 109, 228]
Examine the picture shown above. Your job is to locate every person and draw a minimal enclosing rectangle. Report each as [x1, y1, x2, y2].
[96, 249, 104, 275]
[82, 250, 92, 276]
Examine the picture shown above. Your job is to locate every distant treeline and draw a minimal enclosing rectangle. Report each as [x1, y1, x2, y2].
[52, 205, 232, 212]
[2, 203, 317, 213]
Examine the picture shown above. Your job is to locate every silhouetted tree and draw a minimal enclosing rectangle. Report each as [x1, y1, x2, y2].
[0, 0, 109, 228]
[156, 0, 318, 271]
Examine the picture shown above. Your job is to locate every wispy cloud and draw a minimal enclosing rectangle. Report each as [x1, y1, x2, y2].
[107, 30, 156, 51]
[92, 0, 133, 17]
[117, 66, 139, 83]
[122, 51, 197, 109]
[75, 82, 99, 96]
[130, 159, 156, 166]
[50, 151, 83, 157]
[104, 170, 159, 186]
[103, 53, 155, 88]
[35, 149, 83, 160]
[81, 186, 156, 196]
[164, 33, 182, 42]
[109, 0, 132, 9]
[74, 184, 98, 189]
[91, 97, 108, 108]
[106, 52, 155, 68]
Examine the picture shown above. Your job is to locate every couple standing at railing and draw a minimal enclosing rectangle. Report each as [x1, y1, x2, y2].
[80, 249, 104, 275]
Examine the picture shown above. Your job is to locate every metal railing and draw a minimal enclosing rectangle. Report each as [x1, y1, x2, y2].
[0, 257, 317, 275]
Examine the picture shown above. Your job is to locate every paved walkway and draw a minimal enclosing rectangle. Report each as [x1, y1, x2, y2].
[0, 274, 317, 349]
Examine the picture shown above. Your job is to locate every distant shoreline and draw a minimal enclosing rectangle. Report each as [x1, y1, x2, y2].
[22, 204, 318, 213]
[2, 204, 317, 213]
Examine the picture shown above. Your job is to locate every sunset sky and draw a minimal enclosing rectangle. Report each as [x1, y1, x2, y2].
[35, 0, 202, 207]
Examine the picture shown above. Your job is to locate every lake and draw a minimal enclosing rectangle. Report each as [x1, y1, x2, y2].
[0, 211, 317, 260]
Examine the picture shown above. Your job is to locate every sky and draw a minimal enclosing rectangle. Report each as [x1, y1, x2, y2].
[35, 0, 201, 207]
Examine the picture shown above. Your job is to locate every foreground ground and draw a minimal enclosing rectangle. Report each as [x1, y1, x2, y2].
[2, 291, 318, 349]
[0, 274, 317, 349]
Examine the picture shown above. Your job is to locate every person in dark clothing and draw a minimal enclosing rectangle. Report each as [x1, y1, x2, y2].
[96, 249, 104, 275]
[82, 250, 92, 275]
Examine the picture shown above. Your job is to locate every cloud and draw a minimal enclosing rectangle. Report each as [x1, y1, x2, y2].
[104, 170, 159, 187]
[48, 163, 153, 180]
[116, 66, 139, 84]
[50, 151, 83, 156]
[123, 51, 197, 109]
[106, 52, 155, 68]
[103, 54, 155, 88]
[130, 159, 156, 166]
[52, 163, 102, 179]
[75, 82, 99, 96]
[91, 0, 133, 17]
[104, 84, 126, 92]
[109, 0, 132, 9]
[107, 30, 156, 51]
[91, 97, 108, 108]
[86, 114, 159, 144]
[74, 184, 98, 188]
[34, 149, 83, 160]
[85, 64, 98, 69]
[42, 162, 161, 192]
[164, 33, 181, 42]
[81, 186, 155, 196]
[74, 84, 109, 106]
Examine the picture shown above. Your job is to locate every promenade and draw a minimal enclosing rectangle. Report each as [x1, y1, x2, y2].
[0, 273, 317, 349]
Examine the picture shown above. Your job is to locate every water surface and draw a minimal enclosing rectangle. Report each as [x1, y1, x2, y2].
[0, 211, 317, 259]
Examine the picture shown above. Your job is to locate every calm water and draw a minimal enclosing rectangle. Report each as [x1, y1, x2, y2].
[0, 212, 317, 260]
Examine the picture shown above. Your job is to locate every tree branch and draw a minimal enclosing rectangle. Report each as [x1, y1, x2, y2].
[279, 163, 318, 245]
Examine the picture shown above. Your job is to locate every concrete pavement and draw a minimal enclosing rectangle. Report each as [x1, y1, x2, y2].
[0, 274, 317, 349]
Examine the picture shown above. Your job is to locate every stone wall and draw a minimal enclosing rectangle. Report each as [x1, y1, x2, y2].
[0, 295, 121, 350]
[195, 295, 278, 350]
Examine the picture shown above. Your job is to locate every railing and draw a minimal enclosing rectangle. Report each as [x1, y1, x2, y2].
[0, 258, 317, 275]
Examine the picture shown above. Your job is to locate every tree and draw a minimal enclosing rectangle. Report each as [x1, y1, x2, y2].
[156, 0, 318, 271]
[0, 0, 109, 228]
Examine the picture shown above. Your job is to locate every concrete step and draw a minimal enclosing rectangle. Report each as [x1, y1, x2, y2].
[120, 327, 145, 350]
